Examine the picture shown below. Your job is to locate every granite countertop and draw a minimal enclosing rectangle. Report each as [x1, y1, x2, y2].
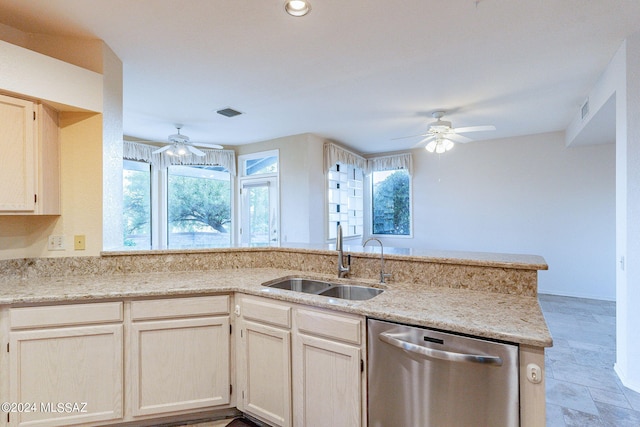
[104, 245, 549, 270]
[0, 267, 552, 348]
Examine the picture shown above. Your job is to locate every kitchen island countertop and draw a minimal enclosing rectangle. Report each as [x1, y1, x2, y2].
[0, 266, 552, 347]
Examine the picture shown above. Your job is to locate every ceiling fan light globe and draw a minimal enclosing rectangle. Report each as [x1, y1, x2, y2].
[425, 140, 437, 152]
[435, 144, 446, 154]
[174, 143, 188, 156]
[444, 140, 454, 151]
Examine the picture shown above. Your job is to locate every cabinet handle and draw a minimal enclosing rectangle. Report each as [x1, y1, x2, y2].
[379, 332, 503, 366]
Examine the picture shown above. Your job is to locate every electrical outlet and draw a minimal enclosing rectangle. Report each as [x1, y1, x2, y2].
[48, 235, 65, 251]
[74, 235, 86, 251]
[527, 363, 542, 384]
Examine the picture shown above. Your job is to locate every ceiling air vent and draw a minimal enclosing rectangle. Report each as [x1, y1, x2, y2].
[216, 107, 243, 118]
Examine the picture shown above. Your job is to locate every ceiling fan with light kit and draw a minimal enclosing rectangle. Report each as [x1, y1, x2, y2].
[150, 126, 224, 157]
[395, 111, 496, 154]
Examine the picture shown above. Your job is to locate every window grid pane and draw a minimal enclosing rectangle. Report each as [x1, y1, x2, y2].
[328, 163, 363, 239]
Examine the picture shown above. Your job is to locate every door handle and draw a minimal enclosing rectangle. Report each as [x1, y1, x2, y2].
[379, 332, 503, 366]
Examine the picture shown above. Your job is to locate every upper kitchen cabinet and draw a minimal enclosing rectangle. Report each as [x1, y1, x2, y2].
[0, 94, 36, 212]
[0, 93, 60, 215]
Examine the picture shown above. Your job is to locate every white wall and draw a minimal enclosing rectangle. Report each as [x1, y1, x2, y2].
[617, 32, 640, 393]
[0, 36, 107, 259]
[236, 133, 325, 245]
[380, 131, 616, 300]
[247, 130, 615, 299]
[101, 44, 124, 250]
[563, 33, 640, 392]
[0, 40, 103, 112]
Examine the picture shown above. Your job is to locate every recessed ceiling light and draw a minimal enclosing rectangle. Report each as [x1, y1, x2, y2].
[284, 0, 311, 17]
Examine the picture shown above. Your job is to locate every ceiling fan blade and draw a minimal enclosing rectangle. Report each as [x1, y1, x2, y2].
[152, 145, 172, 154]
[453, 125, 496, 133]
[446, 133, 473, 143]
[412, 135, 435, 148]
[195, 142, 224, 149]
[391, 133, 430, 141]
[187, 145, 206, 156]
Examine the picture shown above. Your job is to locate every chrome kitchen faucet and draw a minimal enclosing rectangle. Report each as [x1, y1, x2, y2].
[363, 237, 391, 284]
[336, 224, 351, 278]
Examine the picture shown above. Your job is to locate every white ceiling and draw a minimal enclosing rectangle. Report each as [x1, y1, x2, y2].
[0, 0, 638, 154]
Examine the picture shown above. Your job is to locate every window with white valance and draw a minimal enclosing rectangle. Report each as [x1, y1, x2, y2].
[323, 143, 413, 239]
[367, 153, 412, 237]
[122, 140, 235, 250]
[367, 152, 413, 175]
[323, 142, 365, 239]
[323, 142, 368, 173]
[123, 140, 237, 175]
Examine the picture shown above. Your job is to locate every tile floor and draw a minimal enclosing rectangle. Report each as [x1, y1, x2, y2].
[540, 293, 640, 426]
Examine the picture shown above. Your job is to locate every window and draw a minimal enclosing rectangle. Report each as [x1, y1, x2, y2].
[238, 150, 280, 246]
[327, 162, 363, 239]
[167, 165, 232, 248]
[241, 150, 278, 176]
[371, 169, 411, 236]
[122, 141, 235, 250]
[123, 160, 151, 248]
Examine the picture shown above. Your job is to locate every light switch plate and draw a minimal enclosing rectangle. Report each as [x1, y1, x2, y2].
[47, 235, 65, 251]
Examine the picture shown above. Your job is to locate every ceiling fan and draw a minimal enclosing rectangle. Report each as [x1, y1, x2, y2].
[394, 111, 496, 154]
[152, 126, 223, 157]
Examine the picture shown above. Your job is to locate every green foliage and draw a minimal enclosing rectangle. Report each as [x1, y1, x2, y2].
[247, 185, 270, 236]
[123, 169, 151, 241]
[372, 170, 410, 235]
[168, 174, 231, 233]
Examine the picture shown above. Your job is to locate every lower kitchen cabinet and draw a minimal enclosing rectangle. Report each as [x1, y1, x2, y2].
[236, 295, 292, 427]
[292, 308, 363, 427]
[235, 294, 365, 427]
[129, 296, 231, 418]
[4, 295, 233, 427]
[8, 302, 124, 427]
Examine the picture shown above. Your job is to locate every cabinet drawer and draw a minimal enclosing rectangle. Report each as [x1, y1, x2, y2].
[241, 295, 291, 328]
[10, 301, 123, 329]
[295, 308, 362, 345]
[131, 295, 229, 320]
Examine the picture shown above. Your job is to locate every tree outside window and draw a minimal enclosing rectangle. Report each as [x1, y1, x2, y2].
[123, 160, 151, 247]
[372, 169, 411, 235]
[168, 165, 231, 248]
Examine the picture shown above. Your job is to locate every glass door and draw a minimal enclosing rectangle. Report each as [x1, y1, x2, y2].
[240, 178, 279, 246]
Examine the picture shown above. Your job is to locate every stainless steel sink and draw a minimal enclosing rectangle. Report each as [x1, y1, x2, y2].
[263, 278, 382, 301]
[318, 285, 383, 300]
[264, 278, 332, 294]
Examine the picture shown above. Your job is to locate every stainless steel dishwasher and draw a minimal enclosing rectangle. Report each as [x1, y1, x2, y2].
[368, 318, 519, 427]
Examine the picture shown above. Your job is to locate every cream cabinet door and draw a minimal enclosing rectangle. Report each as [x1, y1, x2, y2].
[0, 94, 35, 212]
[238, 319, 291, 427]
[292, 333, 362, 427]
[9, 324, 124, 427]
[130, 316, 230, 417]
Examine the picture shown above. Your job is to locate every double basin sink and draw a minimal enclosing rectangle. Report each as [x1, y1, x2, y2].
[262, 277, 383, 301]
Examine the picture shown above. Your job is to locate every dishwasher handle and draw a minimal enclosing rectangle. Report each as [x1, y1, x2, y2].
[379, 332, 503, 366]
